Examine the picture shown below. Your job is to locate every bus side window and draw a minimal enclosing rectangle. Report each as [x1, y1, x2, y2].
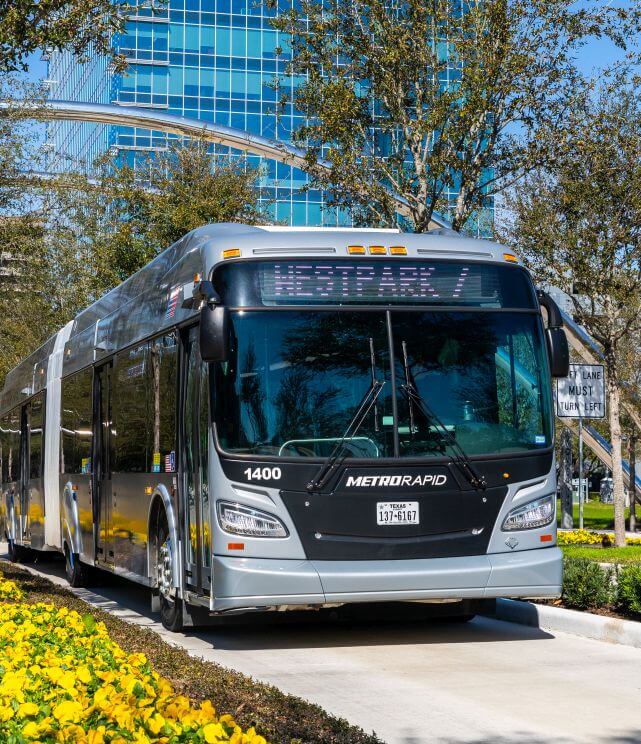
[0, 417, 6, 485]
[5, 410, 20, 482]
[61, 369, 94, 475]
[29, 393, 45, 480]
[112, 345, 150, 473]
[149, 333, 178, 473]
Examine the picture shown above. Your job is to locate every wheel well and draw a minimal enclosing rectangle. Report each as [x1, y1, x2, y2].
[148, 496, 167, 584]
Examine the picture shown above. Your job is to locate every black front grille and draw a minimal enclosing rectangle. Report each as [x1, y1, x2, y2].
[281, 471, 508, 561]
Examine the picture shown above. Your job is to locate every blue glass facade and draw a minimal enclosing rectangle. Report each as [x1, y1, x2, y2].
[46, 3, 492, 231]
[47, 1, 350, 226]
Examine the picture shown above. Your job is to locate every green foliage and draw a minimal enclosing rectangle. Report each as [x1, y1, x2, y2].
[271, 0, 641, 232]
[616, 564, 641, 615]
[54, 140, 264, 295]
[562, 557, 613, 610]
[561, 546, 641, 565]
[0, 130, 264, 388]
[503, 75, 641, 547]
[0, 0, 133, 73]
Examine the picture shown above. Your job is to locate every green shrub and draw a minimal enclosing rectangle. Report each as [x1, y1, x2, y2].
[562, 557, 613, 610]
[616, 564, 641, 616]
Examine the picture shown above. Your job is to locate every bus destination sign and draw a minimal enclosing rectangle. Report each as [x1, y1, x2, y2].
[556, 364, 605, 419]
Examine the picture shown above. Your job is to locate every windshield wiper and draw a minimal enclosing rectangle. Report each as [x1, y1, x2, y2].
[306, 378, 385, 493]
[400, 382, 486, 490]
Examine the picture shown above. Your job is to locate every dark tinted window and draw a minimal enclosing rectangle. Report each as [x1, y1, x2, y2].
[29, 393, 45, 479]
[61, 369, 94, 474]
[113, 344, 150, 473]
[149, 333, 178, 473]
[214, 260, 537, 308]
[0, 410, 21, 482]
[214, 310, 552, 458]
[215, 311, 394, 456]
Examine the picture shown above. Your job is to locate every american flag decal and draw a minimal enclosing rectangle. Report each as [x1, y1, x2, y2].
[165, 287, 181, 321]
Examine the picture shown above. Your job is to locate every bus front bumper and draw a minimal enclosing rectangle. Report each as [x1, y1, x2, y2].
[211, 546, 562, 613]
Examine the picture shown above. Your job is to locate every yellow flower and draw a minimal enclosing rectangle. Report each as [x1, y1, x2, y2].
[203, 722, 226, 743]
[22, 721, 40, 739]
[18, 702, 39, 717]
[53, 699, 83, 723]
[87, 727, 106, 744]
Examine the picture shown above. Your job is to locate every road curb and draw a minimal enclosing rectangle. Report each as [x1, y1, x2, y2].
[492, 598, 641, 649]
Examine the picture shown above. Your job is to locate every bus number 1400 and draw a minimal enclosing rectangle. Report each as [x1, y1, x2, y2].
[243, 466, 282, 481]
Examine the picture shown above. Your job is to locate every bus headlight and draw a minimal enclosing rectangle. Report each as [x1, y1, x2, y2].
[217, 502, 289, 538]
[502, 495, 555, 531]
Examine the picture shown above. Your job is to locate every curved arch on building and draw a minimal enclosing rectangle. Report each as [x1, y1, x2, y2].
[1, 99, 449, 230]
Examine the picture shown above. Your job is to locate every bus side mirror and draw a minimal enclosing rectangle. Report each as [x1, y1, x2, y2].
[546, 327, 570, 378]
[200, 303, 230, 363]
[536, 289, 570, 378]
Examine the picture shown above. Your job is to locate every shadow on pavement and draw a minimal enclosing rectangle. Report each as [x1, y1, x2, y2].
[4, 549, 555, 651]
[399, 734, 641, 744]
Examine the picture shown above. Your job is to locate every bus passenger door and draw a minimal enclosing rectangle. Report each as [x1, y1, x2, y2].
[94, 363, 114, 565]
[181, 325, 211, 596]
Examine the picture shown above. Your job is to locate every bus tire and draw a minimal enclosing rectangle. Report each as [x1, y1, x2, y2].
[64, 545, 89, 588]
[7, 540, 19, 563]
[449, 613, 476, 623]
[156, 511, 183, 633]
[8, 542, 35, 563]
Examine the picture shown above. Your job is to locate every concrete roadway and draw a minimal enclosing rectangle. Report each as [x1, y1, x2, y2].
[5, 550, 641, 744]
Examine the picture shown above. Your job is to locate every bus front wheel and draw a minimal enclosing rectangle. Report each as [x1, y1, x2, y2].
[64, 545, 89, 588]
[157, 512, 183, 632]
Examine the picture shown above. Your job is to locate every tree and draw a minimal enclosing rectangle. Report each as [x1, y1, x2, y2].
[0, 0, 131, 72]
[54, 139, 265, 296]
[0, 139, 264, 387]
[271, 0, 641, 232]
[503, 76, 641, 547]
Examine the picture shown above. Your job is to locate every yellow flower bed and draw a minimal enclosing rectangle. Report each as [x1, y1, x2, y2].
[558, 529, 641, 546]
[0, 573, 266, 743]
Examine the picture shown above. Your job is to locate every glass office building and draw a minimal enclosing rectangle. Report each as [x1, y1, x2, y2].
[47, 2, 490, 230]
[46, 0, 349, 226]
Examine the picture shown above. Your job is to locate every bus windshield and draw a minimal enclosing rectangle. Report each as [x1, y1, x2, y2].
[213, 309, 553, 459]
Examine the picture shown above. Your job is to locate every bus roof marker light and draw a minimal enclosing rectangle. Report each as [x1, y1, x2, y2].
[347, 245, 366, 255]
[503, 253, 519, 263]
[390, 246, 407, 255]
[369, 245, 387, 255]
[223, 248, 241, 259]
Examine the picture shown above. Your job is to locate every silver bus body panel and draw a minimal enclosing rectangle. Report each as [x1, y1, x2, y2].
[211, 547, 562, 612]
[43, 321, 74, 550]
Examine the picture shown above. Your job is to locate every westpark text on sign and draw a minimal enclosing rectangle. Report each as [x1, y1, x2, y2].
[556, 363, 606, 419]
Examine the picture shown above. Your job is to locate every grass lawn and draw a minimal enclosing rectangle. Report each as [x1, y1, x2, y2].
[561, 544, 641, 564]
[556, 498, 630, 530]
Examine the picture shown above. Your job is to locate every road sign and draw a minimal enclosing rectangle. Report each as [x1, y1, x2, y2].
[556, 364, 606, 419]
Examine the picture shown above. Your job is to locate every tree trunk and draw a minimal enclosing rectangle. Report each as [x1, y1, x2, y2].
[630, 430, 637, 532]
[607, 373, 627, 547]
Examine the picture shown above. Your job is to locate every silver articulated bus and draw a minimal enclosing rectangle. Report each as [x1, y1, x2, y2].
[0, 223, 569, 630]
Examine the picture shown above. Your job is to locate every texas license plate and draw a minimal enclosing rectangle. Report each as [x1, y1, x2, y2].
[376, 501, 419, 525]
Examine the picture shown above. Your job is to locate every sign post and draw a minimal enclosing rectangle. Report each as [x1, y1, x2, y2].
[556, 364, 606, 529]
[578, 416, 584, 529]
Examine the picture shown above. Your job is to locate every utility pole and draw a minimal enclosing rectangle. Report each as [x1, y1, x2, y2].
[630, 429, 637, 532]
